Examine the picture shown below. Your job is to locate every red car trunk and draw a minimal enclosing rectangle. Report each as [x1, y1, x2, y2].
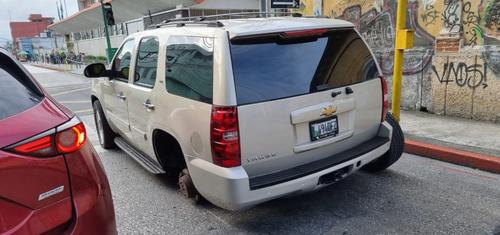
[0, 98, 72, 234]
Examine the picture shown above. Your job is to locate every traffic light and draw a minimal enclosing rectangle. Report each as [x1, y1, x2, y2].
[103, 3, 115, 26]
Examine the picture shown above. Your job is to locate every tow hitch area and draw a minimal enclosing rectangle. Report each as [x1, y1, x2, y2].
[318, 165, 353, 185]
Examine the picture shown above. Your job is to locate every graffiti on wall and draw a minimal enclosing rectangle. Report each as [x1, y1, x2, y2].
[421, 2, 440, 26]
[299, 0, 499, 76]
[297, 0, 499, 121]
[432, 56, 489, 89]
[359, 11, 394, 49]
[334, 0, 435, 75]
[483, 0, 500, 31]
[442, 0, 462, 33]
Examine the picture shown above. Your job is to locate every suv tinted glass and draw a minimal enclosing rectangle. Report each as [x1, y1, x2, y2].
[112, 39, 135, 82]
[134, 37, 159, 88]
[165, 36, 213, 103]
[0, 63, 42, 120]
[230, 29, 379, 105]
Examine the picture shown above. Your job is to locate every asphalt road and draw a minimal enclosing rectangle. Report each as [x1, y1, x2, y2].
[25, 64, 500, 235]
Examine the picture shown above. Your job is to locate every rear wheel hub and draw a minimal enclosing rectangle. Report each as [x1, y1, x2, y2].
[178, 169, 197, 199]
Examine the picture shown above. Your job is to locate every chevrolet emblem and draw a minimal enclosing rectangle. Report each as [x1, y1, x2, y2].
[320, 106, 337, 117]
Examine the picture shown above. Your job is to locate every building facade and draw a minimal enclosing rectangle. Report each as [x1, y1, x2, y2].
[10, 14, 54, 45]
[17, 36, 66, 56]
[9, 14, 66, 57]
[78, 0, 98, 10]
[50, 0, 259, 57]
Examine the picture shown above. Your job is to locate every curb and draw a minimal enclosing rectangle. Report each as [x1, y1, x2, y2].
[405, 139, 500, 174]
[30, 64, 69, 73]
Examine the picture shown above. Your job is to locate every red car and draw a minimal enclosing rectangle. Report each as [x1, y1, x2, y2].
[0, 49, 117, 234]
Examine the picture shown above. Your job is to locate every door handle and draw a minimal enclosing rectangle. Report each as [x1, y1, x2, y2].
[116, 93, 126, 101]
[143, 100, 155, 111]
[331, 91, 342, 98]
[345, 87, 354, 95]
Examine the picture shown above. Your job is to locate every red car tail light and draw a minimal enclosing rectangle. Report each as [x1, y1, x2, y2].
[6, 117, 86, 157]
[282, 28, 328, 38]
[56, 122, 86, 153]
[13, 135, 56, 156]
[380, 76, 389, 122]
[210, 106, 241, 168]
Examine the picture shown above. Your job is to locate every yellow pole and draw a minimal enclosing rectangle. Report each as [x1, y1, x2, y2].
[391, 0, 409, 122]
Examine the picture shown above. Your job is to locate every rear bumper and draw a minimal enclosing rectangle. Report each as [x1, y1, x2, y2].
[64, 144, 117, 235]
[188, 122, 392, 210]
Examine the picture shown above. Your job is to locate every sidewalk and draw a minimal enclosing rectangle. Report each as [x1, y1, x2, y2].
[30, 62, 85, 75]
[400, 110, 500, 173]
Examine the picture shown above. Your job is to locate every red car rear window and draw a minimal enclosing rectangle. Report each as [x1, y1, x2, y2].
[0, 59, 42, 120]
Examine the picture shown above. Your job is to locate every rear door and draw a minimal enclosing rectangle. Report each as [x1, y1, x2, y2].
[0, 56, 72, 234]
[231, 28, 383, 177]
[128, 36, 159, 156]
[103, 39, 135, 139]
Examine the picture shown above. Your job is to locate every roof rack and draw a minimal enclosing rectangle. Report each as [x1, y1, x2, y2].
[148, 11, 303, 29]
[149, 20, 225, 29]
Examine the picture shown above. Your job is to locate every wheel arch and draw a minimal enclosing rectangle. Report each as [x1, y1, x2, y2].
[91, 95, 98, 104]
[152, 129, 186, 171]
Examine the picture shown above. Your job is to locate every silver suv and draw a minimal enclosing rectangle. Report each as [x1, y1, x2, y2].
[84, 16, 404, 210]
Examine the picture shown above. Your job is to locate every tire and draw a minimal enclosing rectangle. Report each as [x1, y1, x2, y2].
[93, 100, 116, 149]
[362, 113, 404, 172]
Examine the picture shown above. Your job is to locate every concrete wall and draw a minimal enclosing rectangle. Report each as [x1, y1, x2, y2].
[298, 0, 500, 122]
[431, 50, 500, 122]
[74, 35, 126, 57]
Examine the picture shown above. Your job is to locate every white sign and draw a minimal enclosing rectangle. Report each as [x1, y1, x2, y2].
[271, 0, 300, 9]
[313, 0, 322, 16]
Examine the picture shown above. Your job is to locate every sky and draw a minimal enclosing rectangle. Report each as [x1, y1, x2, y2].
[0, 0, 79, 44]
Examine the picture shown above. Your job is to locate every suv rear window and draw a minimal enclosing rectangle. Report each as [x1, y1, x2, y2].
[230, 29, 379, 105]
[0, 60, 42, 120]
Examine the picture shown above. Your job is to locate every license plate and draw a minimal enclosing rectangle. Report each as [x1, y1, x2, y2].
[309, 117, 338, 141]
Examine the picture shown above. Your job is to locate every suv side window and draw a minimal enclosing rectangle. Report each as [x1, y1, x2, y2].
[134, 37, 159, 88]
[111, 39, 135, 82]
[165, 36, 213, 104]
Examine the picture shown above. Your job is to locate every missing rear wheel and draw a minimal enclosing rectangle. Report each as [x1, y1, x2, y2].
[178, 169, 199, 199]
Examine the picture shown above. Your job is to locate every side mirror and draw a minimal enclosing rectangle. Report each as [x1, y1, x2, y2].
[119, 67, 140, 81]
[84, 63, 108, 78]
[120, 67, 130, 79]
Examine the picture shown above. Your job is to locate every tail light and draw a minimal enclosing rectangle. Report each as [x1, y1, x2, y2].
[5, 117, 87, 157]
[380, 76, 389, 121]
[210, 106, 241, 168]
[282, 28, 328, 38]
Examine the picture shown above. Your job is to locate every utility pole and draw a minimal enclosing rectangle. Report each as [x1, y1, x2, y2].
[63, 0, 68, 17]
[100, 0, 113, 63]
[391, 0, 414, 122]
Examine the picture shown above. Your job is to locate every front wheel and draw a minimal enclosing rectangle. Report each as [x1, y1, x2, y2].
[362, 113, 404, 172]
[93, 100, 116, 149]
